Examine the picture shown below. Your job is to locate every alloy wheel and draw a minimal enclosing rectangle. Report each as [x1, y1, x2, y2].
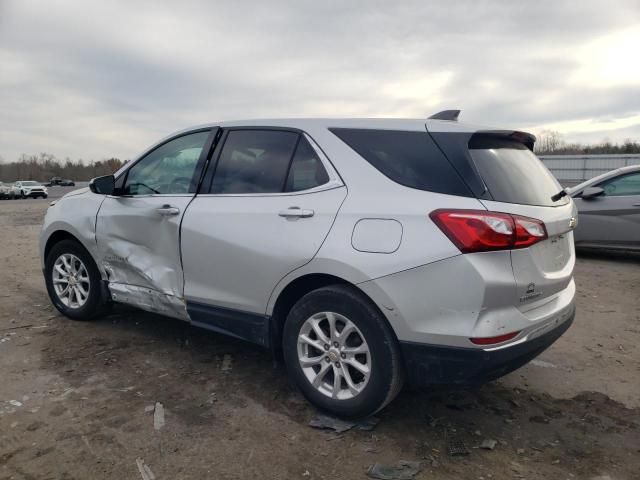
[297, 311, 371, 400]
[52, 253, 91, 309]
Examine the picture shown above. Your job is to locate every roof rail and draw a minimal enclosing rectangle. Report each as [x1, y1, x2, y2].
[428, 110, 460, 121]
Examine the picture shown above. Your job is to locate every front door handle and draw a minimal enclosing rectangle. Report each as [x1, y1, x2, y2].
[633, 203, 640, 207]
[157, 204, 180, 216]
[278, 207, 315, 218]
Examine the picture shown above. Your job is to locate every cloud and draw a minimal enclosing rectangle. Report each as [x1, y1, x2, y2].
[0, 0, 639, 162]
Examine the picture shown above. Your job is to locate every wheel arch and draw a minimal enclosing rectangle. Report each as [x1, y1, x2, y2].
[44, 230, 85, 261]
[269, 272, 399, 354]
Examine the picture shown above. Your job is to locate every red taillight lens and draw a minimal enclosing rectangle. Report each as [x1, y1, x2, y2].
[469, 331, 520, 345]
[513, 216, 547, 248]
[430, 209, 547, 253]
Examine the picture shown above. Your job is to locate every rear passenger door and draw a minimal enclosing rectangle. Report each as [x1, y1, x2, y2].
[181, 128, 347, 341]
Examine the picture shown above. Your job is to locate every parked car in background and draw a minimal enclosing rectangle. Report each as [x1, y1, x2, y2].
[0, 181, 15, 199]
[40, 114, 577, 418]
[13, 181, 48, 199]
[569, 165, 640, 252]
[45, 177, 76, 187]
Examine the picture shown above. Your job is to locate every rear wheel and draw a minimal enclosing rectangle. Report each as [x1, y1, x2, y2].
[283, 285, 404, 419]
[44, 239, 106, 320]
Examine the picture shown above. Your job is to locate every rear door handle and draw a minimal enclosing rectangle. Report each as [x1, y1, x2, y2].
[278, 207, 315, 218]
[157, 204, 181, 216]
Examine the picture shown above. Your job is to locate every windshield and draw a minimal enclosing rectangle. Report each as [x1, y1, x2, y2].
[469, 136, 568, 207]
[22, 181, 40, 186]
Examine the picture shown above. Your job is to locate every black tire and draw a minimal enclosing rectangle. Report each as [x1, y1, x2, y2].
[44, 239, 106, 321]
[283, 284, 404, 419]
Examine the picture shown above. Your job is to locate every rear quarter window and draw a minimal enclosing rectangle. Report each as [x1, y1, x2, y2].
[330, 128, 472, 197]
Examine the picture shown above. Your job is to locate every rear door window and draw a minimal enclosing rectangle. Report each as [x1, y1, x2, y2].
[211, 130, 299, 194]
[468, 136, 567, 207]
[330, 128, 471, 196]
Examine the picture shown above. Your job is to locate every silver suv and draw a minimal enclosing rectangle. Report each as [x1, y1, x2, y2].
[40, 113, 577, 418]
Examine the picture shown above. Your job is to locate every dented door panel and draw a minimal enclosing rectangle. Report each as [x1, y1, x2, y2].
[108, 283, 190, 320]
[95, 195, 193, 320]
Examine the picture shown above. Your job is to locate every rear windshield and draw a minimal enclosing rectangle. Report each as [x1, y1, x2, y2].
[469, 136, 568, 206]
[330, 128, 471, 197]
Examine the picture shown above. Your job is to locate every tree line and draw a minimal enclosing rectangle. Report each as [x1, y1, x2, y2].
[0, 153, 125, 183]
[535, 130, 640, 155]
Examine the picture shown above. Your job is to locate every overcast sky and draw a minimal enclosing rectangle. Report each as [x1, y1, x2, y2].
[1, 0, 639, 162]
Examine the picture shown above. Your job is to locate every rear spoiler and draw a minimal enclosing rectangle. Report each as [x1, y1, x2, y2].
[426, 110, 536, 151]
[470, 130, 537, 151]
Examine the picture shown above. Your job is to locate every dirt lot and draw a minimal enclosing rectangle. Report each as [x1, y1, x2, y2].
[1, 199, 638, 480]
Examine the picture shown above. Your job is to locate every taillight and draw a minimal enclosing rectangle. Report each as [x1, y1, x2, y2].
[430, 209, 547, 253]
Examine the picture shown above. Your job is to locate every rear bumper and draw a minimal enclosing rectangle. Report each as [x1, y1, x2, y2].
[399, 305, 575, 387]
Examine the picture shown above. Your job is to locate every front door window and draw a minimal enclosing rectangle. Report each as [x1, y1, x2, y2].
[123, 131, 210, 195]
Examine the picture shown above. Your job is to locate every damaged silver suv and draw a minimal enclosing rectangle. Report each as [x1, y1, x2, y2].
[40, 113, 577, 418]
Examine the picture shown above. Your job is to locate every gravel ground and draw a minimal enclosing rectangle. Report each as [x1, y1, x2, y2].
[0, 199, 638, 480]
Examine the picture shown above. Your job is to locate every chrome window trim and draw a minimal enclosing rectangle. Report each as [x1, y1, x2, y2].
[107, 193, 194, 199]
[196, 182, 344, 198]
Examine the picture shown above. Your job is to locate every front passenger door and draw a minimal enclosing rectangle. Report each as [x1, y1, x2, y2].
[95, 129, 216, 319]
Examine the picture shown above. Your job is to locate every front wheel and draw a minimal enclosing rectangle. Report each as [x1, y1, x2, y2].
[283, 285, 404, 419]
[44, 239, 106, 320]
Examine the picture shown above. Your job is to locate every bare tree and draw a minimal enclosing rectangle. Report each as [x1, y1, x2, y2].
[535, 130, 565, 154]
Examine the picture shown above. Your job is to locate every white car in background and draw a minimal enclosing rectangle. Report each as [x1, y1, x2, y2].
[13, 181, 48, 199]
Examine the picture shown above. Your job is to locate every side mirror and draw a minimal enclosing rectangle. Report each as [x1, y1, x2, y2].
[581, 186, 604, 199]
[89, 175, 115, 195]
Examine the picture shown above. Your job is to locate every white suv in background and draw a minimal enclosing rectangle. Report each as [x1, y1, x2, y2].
[40, 112, 577, 418]
[14, 181, 48, 199]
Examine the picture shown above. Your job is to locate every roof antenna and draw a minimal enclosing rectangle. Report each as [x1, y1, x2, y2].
[428, 110, 461, 121]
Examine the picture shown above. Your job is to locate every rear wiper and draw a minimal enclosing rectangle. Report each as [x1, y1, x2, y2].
[551, 188, 568, 202]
